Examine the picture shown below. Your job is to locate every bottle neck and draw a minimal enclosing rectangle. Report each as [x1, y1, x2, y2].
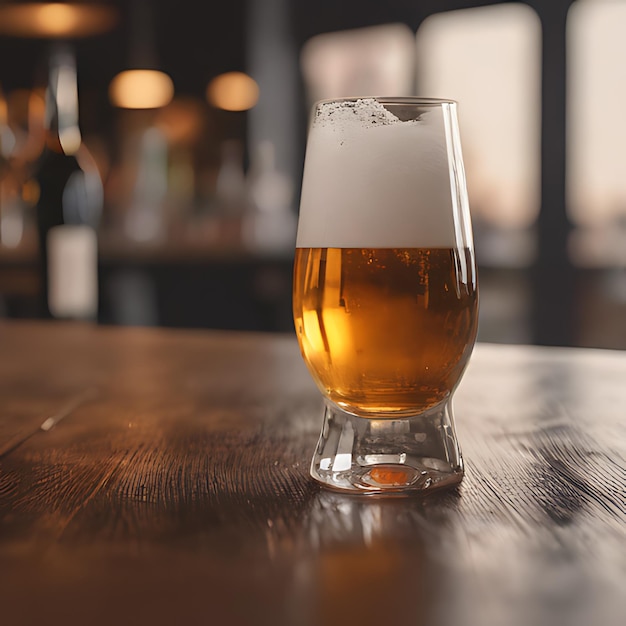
[44, 44, 81, 156]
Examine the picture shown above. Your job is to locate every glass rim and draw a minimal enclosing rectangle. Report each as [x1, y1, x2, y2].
[314, 96, 457, 107]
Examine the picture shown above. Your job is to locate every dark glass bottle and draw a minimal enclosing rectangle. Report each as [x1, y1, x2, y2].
[34, 44, 103, 320]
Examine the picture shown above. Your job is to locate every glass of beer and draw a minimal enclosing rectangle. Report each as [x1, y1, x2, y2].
[293, 97, 478, 494]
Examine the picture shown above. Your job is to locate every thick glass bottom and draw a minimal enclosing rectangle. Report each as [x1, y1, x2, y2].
[310, 399, 463, 495]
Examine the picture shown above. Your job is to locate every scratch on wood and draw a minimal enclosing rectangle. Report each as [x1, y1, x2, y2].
[0, 388, 99, 459]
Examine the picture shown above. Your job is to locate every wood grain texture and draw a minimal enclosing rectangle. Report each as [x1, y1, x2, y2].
[0, 321, 624, 626]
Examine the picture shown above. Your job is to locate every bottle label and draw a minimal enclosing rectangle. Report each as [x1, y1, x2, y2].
[47, 225, 98, 319]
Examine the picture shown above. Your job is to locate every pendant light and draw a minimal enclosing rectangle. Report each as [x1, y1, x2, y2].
[109, 0, 173, 110]
[206, 72, 259, 112]
[0, 2, 118, 39]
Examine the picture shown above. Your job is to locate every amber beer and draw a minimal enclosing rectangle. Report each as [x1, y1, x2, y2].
[293, 246, 478, 416]
[295, 98, 476, 493]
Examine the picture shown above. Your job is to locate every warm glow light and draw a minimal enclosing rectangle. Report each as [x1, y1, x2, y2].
[206, 72, 259, 111]
[109, 70, 174, 110]
[154, 97, 206, 145]
[35, 4, 80, 36]
[0, 3, 118, 38]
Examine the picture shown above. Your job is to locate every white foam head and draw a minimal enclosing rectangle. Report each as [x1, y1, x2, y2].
[296, 98, 466, 249]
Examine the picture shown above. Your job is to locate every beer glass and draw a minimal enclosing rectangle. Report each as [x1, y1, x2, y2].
[293, 97, 478, 494]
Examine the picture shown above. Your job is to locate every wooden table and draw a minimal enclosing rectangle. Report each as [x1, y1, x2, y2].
[0, 321, 624, 626]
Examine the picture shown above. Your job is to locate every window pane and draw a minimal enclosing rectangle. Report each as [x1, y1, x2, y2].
[567, 0, 626, 266]
[416, 5, 541, 238]
[300, 24, 415, 108]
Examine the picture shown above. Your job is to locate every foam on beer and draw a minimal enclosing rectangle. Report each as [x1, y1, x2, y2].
[296, 98, 460, 249]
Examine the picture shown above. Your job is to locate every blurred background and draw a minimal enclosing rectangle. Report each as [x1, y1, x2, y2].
[0, 0, 624, 349]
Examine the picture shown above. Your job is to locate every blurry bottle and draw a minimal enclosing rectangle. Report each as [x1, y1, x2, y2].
[215, 139, 246, 215]
[243, 140, 296, 251]
[1, 88, 48, 249]
[34, 44, 103, 320]
[124, 125, 168, 242]
[7, 89, 48, 231]
[0, 85, 23, 248]
[213, 139, 247, 245]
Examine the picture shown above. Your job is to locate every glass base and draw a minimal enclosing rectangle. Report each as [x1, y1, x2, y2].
[310, 400, 463, 495]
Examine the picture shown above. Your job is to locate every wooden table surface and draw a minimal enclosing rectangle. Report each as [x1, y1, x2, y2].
[0, 321, 624, 626]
